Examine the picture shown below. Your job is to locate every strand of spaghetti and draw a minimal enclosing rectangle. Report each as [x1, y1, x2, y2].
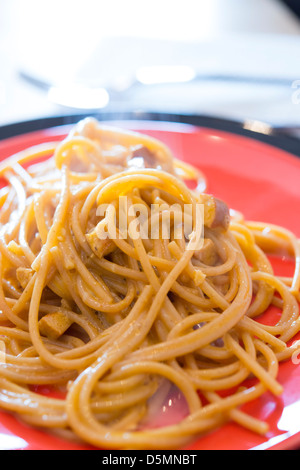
[233, 224, 275, 317]
[191, 234, 237, 277]
[54, 135, 102, 170]
[90, 382, 158, 413]
[70, 199, 93, 252]
[224, 333, 282, 396]
[72, 119, 175, 167]
[28, 165, 76, 363]
[238, 316, 286, 351]
[76, 276, 136, 314]
[132, 241, 182, 332]
[165, 312, 252, 390]
[251, 271, 299, 341]
[96, 258, 148, 282]
[0, 143, 58, 176]
[246, 221, 300, 294]
[167, 241, 206, 286]
[4, 173, 27, 234]
[173, 157, 207, 193]
[96, 169, 196, 209]
[13, 162, 34, 187]
[59, 228, 114, 303]
[33, 190, 54, 245]
[168, 282, 221, 309]
[126, 249, 252, 362]
[109, 404, 147, 432]
[18, 200, 37, 264]
[50, 246, 107, 328]
[0, 256, 29, 330]
[203, 390, 269, 435]
[19, 413, 68, 429]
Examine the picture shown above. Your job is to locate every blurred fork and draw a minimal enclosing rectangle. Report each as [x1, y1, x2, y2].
[19, 66, 295, 110]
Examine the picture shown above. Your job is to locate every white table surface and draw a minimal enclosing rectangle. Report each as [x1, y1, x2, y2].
[0, 0, 300, 130]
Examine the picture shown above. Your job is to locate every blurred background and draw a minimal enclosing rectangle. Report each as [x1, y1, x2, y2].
[0, 0, 300, 130]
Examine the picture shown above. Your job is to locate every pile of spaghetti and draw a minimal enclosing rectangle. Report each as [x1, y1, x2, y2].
[0, 117, 299, 449]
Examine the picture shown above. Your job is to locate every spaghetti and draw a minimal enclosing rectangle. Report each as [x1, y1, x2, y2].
[0, 117, 299, 449]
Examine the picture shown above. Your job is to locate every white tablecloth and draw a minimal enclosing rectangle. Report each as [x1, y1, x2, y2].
[0, 0, 300, 130]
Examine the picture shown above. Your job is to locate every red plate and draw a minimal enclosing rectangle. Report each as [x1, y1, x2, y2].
[0, 117, 300, 450]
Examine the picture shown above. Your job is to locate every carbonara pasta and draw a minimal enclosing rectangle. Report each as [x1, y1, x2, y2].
[0, 117, 299, 449]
